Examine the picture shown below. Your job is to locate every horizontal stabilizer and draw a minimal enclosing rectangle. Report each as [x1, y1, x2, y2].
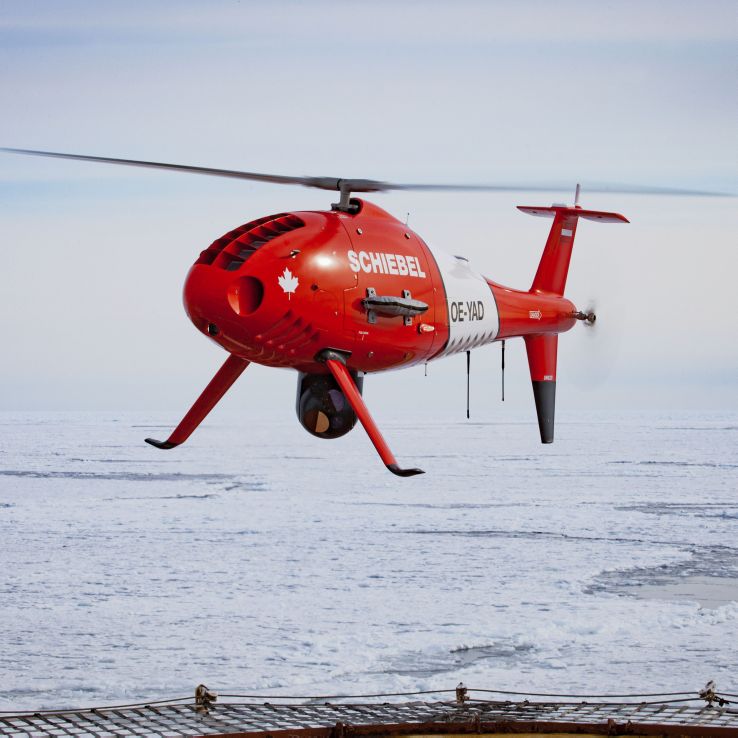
[518, 206, 629, 224]
[522, 203, 629, 295]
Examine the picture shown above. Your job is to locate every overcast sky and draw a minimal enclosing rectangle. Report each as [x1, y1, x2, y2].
[1, 0, 736, 421]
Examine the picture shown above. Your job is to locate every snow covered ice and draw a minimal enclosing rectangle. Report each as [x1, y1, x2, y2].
[0, 411, 736, 711]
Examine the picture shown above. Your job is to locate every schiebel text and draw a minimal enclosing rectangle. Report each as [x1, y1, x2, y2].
[348, 250, 427, 278]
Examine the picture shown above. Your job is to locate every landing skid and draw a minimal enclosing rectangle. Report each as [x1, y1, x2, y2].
[320, 351, 424, 477]
[145, 354, 250, 449]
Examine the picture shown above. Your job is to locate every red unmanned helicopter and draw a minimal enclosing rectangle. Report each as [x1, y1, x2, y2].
[1, 148, 714, 475]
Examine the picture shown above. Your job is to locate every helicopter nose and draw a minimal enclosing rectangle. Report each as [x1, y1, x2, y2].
[182, 236, 307, 362]
[181, 209, 354, 368]
[184, 212, 307, 338]
[183, 262, 266, 343]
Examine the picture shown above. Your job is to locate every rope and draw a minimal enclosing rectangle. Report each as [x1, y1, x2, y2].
[470, 688, 696, 699]
[1, 686, 734, 716]
[0, 696, 193, 716]
[468, 696, 709, 707]
[219, 689, 455, 700]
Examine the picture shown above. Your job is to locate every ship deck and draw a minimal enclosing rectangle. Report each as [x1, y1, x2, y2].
[2, 696, 737, 738]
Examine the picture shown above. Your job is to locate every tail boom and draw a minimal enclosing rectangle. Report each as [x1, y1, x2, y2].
[489, 282, 577, 339]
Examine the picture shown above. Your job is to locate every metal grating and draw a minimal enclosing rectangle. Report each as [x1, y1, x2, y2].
[1, 699, 737, 738]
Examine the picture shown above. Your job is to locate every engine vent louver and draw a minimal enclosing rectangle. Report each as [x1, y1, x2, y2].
[196, 213, 305, 268]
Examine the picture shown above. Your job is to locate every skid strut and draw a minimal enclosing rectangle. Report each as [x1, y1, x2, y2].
[146, 354, 250, 449]
[319, 350, 424, 477]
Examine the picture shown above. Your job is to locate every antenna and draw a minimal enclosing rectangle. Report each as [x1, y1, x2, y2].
[501, 340, 505, 401]
[574, 183, 581, 208]
[405, 212, 410, 226]
[466, 351, 471, 419]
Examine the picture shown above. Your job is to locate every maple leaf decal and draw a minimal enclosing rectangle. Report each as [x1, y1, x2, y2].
[278, 267, 299, 299]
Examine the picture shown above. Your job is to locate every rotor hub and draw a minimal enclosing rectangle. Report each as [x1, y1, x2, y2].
[574, 310, 597, 325]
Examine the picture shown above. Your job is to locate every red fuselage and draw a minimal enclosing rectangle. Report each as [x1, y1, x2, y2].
[183, 198, 577, 375]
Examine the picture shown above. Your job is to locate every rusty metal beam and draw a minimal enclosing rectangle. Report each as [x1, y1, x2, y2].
[188, 717, 738, 738]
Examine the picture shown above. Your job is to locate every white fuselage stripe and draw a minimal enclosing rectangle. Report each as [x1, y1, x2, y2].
[424, 244, 500, 357]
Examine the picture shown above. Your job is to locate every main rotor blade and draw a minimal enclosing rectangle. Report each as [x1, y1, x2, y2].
[1, 147, 732, 197]
[384, 182, 734, 197]
[0, 147, 350, 191]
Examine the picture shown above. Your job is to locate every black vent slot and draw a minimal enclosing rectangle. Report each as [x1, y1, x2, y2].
[195, 213, 290, 266]
[212, 214, 305, 271]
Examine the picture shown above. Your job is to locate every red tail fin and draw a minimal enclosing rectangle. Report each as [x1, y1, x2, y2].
[524, 334, 558, 443]
[519, 205, 628, 296]
[518, 199, 628, 443]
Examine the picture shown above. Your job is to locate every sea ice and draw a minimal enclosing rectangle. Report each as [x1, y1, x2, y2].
[0, 410, 736, 711]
